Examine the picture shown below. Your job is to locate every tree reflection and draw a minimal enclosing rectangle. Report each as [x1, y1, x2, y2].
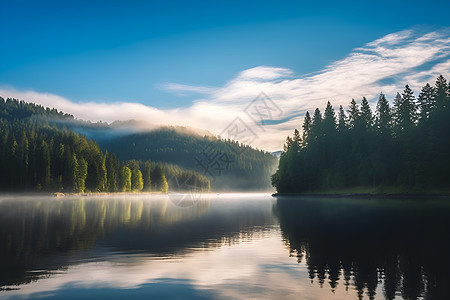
[0, 195, 274, 289]
[275, 196, 450, 300]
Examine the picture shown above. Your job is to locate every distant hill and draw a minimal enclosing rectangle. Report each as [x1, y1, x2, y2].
[0, 97, 277, 191]
[0, 97, 209, 193]
[99, 128, 278, 191]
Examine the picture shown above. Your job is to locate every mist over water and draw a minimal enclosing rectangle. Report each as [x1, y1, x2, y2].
[0, 194, 449, 299]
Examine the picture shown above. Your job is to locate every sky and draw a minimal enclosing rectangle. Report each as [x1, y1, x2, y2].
[1, 0, 450, 151]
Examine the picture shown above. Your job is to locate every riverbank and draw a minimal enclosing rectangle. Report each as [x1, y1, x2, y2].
[0, 191, 171, 198]
[272, 186, 450, 198]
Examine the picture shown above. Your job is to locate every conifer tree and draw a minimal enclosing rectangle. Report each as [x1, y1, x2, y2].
[310, 108, 322, 141]
[434, 75, 448, 110]
[77, 158, 88, 193]
[129, 160, 143, 191]
[360, 97, 373, 130]
[143, 161, 151, 192]
[302, 111, 311, 145]
[417, 83, 435, 121]
[70, 153, 79, 191]
[292, 129, 301, 147]
[375, 93, 391, 136]
[120, 166, 132, 192]
[393, 85, 417, 132]
[323, 101, 337, 136]
[337, 105, 347, 132]
[348, 99, 360, 129]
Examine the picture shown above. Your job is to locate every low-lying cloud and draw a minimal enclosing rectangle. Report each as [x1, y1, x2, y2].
[1, 27, 449, 151]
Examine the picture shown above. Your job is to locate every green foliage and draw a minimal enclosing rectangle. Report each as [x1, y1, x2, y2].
[0, 97, 210, 193]
[273, 75, 450, 193]
[120, 166, 132, 192]
[142, 161, 151, 192]
[128, 160, 144, 191]
[77, 158, 88, 193]
[151, 165, 166, 193]
[100, 126, 278, 191]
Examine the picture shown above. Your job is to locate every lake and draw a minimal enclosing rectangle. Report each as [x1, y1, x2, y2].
[0, 193, 449, 299]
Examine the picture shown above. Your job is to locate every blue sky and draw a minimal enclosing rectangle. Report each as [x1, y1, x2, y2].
[1, 0, 450, 150]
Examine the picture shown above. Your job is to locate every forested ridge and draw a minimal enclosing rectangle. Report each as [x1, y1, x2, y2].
[100, 127, 278, 190]
[0, 97, 210, 193]
[272, 75, 450, 193]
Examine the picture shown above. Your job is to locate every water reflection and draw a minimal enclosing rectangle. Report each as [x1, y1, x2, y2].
[275, 196, 450, 300]
[0, 194, 275, 291]
[1, 194, 450, 299]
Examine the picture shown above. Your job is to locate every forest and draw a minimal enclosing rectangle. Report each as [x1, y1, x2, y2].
[101, 129, 278, 190]
[272, 75, 450, 193]
[0, 97, 210, 193]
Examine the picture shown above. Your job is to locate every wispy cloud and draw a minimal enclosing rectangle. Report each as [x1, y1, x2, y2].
[1, 27, 449, 151]
[161, 83, 217, 95]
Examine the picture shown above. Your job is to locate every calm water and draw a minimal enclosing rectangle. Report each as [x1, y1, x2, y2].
[0, 193, 449, 299]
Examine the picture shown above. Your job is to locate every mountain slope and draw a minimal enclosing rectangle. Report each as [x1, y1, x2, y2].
[99, 127, 278, 191]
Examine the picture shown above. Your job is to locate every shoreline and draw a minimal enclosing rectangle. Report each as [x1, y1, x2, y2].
[272, 192, 450, 199]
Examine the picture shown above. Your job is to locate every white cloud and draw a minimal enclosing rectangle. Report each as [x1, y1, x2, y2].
[236, 66, 294, 81]
[1, 27, 449, 152]
[161, 83, 217, 94]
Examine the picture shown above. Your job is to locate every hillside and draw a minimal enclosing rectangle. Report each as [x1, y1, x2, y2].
[98, 128, 278, 191]
[0, 97, 209, 193]
[0, 97, 277, 192]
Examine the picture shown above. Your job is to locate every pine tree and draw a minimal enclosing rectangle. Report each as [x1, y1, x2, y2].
[40, 140, 51, 189]
[129, 161, 143, 191]
[292, 129, 301, 147]
[70, 153, 79, 191]
[348, 99, 360, 129]
[283, 136, 294, 152]
[97, 152, 107, 192]
[337, 105, 347, 132]
[360, 97, 373, 130]
[120, 166, 132, 192]
[434, 75, 448, 110]
[375, 93, 391, 136]
[77, 158, 88, 193]
[417, 83, 435, 121]
[302, 111, 312, 144]
[152, 165, 168, 192]
[105, 152, 119, 192]
[323, 101, 337, 136]
[143, 161, 151, 192]
[310, 108, 322, 141]
[18, 132, 29, 187]
[393, 85, 417, 132]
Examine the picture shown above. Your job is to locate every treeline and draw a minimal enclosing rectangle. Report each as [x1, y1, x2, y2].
[0, 97, 210, 193]
[272, 75, 450, 193]
[101, 128, 278, 190]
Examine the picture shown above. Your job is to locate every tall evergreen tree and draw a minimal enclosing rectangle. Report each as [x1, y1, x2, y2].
[323, 101, 337, 136]
[434, 75, 448, 110]
[292, 129, 301, 147]
[283, 136, 294, 152]
[70, 153, 79, 191]
[393, 87, 416, 133]
[120, 166, 132, 192]
[347, 99, 360, 130]
[128, 160, 143, 191]
[375, 93, 391, 136]
[337, 105, 347, 132]
[309, 108, 322, 141]
[77, 158, 88, 193]
[302, 111, 312, 145]
[142, 161, 151, 192]
[417, 83, 435, 121]
[360, 97, 373, 130]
